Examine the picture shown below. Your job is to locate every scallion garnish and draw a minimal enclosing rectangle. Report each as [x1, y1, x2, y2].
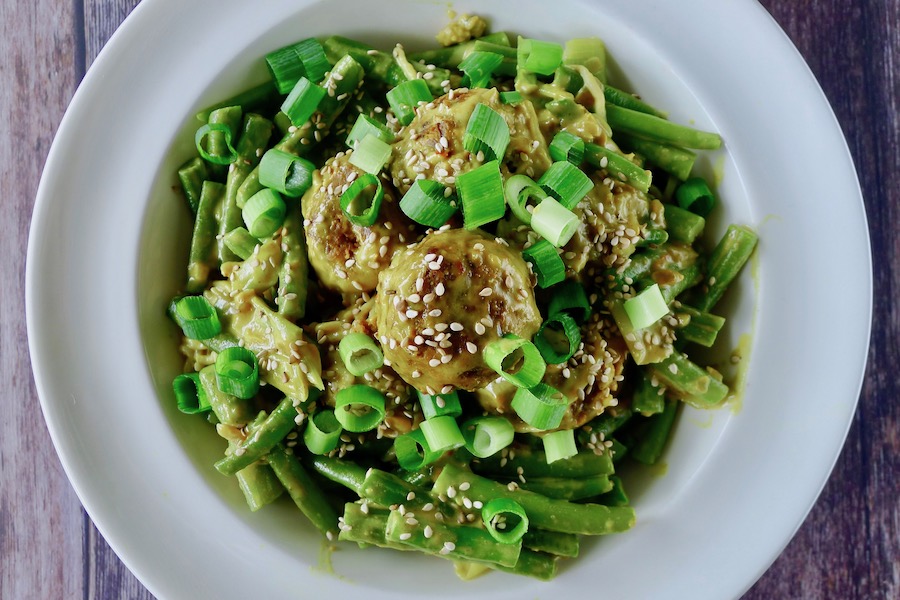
[504, 174, 547, 225]
[173, 295, 222, 340]
[258, 149, 315, 198]
[531, 197, 580, 247]
[624, 283, 669, 329]
[348, 135, 393, 174]
[548, 131, 585, 164]
[304, 410, 343, 455]
[194, 123, 238, 165]
[675, 177, 716, 217]
[461, 416, 515, 458]
[548, 279, 591, 323]
[458, 51, 504, 88]
[418, 390, 462, 420]
[266, 38, 330, 93]
[338, 332, 384, 376]
[510, 383, 568, 430]
[522, 240, 566, 288]
[172, 372, 211, 414]
[214, 346, 260, 400]
[542, 429, 578, 463]
[517, 36, 564, 75]
[418, 415, 466, 452]
[399, 179, 457, 227]
[500, 90, 523, 104]
[386, 79, 432, 126]
[281, 77, 326, 126]
[345, 114, 394, 149]
[463, 104, 510, 162]
[242, 189, 287, 238]
[334, 385, 386, 432]
[340, 172, 384, 227]
[538, 161, 593, 209]
[484, 334, 546, 389]
[533, 312, 581, 364]
[482, 497, 529, 544]
[457, 160, 506, 229]
[394, 429, 442, 470]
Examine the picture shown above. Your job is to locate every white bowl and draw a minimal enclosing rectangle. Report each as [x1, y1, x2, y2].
[26, 0, 870, 598]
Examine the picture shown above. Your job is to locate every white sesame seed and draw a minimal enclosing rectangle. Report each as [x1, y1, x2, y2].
[429, 359, 441, 367]
[450, 322, 464, 331]
[479, 287, 493, 297]
[466, 342, 478, 354]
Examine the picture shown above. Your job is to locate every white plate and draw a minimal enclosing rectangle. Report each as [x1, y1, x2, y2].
[27, 0, 870, 598]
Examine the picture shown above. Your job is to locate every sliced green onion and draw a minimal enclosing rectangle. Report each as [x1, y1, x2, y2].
[538, 161, 593, 209]
[173, 296, 221, 340]
[482, 497, 529, 544]
[346, 114, 394, 149]
[517, 37, 564, 75]
[214, 346, 260, 400]
[461, 416, 515, 458]
[533, 313, 581, 364]
[281, 77, 326, 126]
[504, 174, 547, 225]
[418, 390, 462, 419]
[531, 197, 580, 247]
[394, 429, 443, 470]
[624, 283, 669, 329]
[340, 173, 384, 227]
[348, 135, 393, 174]
[511, 383, 568, 430]
[463, 104, 510, 163]
[563, 37, 606, 80]
[338, 332, 384, 376]
[223, 227, 260, 260]
[258, 149, 315, 198]
[173, 372, 211, 414]
[675, 177, 716, 217]
[334, 385, 386, 432]
[266, 38, 330, 93]
[386, 79, 432, 126]
[484, 334, 546, 389]
[399, 179, 457, 227]
[418, 415, 465, 452]
[459, 51, 504, 88]
[243, 189, 287, 238]
[549, 131, 585, 165]
[542, 429, 577, 463]
[194, 123, 238, 165]
[500, 91, 523, 104]
[304, 410, 343, 455]
[458, 160, 506, 229]
[522, 240, 565, 288]
[548, 279, 591, 323]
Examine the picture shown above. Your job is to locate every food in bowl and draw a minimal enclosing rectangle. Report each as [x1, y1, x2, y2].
[166, 13, 757, 581]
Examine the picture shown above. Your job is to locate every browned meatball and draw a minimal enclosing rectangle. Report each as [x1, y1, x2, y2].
[373, 229, 541, 394]
[302, 152, 414, 296]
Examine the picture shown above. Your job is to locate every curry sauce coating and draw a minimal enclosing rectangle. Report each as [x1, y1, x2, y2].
[374, 229, 541, 394]
[302, 152, 414, 296]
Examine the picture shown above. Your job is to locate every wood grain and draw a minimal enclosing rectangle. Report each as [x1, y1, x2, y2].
[2, 1, 896, 598]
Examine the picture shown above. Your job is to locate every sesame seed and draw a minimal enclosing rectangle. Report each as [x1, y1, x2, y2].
[399, 533, 412, 541]
[450, 322, 464, 331]
[435, 283, 446, 296]
[406, 309, 419, 318]
[474, 323, 486, 335]
[479, 287, 493, 297]
[466, 342, 478, 354]
[429, 261, 441, 270]
[429, 359, 441, 367]
[424, 526, 433, 539]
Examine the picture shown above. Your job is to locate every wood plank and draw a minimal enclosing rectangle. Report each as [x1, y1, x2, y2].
[0, 0, 85, 599]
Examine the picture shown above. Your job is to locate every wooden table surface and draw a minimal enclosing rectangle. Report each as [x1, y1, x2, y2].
[2, 1, 896, 598]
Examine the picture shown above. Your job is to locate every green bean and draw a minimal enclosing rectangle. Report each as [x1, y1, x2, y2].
[690, 225, 759, 312]
[339, 504, 408, 551]
[674, 303, 726, 348]
[306, 455, 367, 496]
[584, 142, 652, 192]
[407, 32, 510, 67]
[222, 227, 260, 261]
[195, 80, 279, 123]
[361, 468, 434, 508]
[268, 445, 340, 538]
[609, 438, 628, 463]
[663, 203, 706, 244]
[632, 370, 665, 416]
[521, 529, 579, 558]
[219, 113, 273, 261]
[276, 202, 309, 321]
[519, 475, 613, 501]
[177, 157, 208, 215]
[235, 461, 284, 511]
[384, 509, 522, 568]
[583, 408, 633, 440]
[322, 36, 394, 82]
[470, 446, 614, 479]
[647, 350, 729, 407]
[206, 106, 243, 180]
[198, 365, 253, 427]
[607, 104, 721, 150]
[215, 397, 297, 475]
[631, 400, 679, 465]
[603, 86, 667, 118]
[618, 134, 696, 181]
[186, 180, 224, 293]
[434, 464, 635, 535]
[597, 475, 629, 507]
[493, 549, 559, 581]
[637, 227, 669, 247]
